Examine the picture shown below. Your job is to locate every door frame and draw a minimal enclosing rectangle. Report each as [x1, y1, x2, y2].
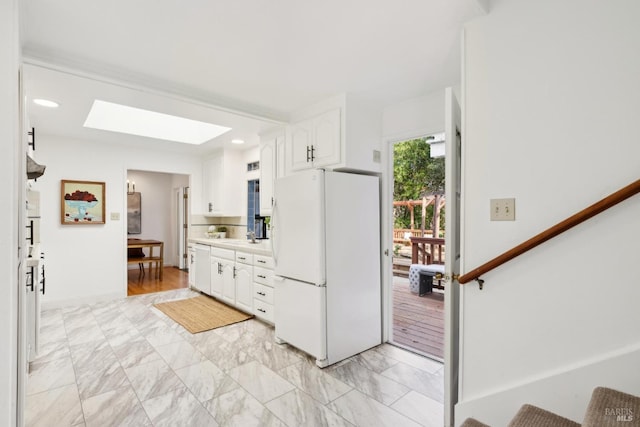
[381, 128, 450, 345]
[380, 89, 463, 427]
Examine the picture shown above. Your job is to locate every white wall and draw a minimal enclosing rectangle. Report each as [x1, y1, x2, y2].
[382, 89, 445, 142]
[457, 0, 640, 424]
[1, 1, 19, 424]
[32, 135, 201, 307]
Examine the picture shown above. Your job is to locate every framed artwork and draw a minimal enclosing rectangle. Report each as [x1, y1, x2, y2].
[127, 192, 142, 234]
[61, 180, 106, 225]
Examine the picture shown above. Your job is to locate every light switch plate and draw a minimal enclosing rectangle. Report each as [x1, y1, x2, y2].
[110, 212, 120, 221]
[373, 150, 381, 163]
[490, 198, 515, 221]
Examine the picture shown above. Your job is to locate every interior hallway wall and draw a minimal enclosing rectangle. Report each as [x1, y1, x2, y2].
[31, 135, 201, 308]
[457, 0, 640, 424]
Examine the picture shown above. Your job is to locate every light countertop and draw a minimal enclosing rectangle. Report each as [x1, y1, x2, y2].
[189, 237, 272, 257]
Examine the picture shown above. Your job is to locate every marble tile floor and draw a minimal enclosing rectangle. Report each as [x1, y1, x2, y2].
[26, 288, 444, 427]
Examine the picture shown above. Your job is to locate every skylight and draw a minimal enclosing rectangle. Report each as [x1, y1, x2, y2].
[83, 100, 231, 145]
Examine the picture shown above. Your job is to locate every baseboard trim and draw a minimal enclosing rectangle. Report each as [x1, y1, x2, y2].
[455, 343, 640, 426]
[41, 292, 123, 310]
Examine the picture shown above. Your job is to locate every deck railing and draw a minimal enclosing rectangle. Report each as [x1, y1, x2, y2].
[410, 236, 445, 265]
[393, 228, 434, 243]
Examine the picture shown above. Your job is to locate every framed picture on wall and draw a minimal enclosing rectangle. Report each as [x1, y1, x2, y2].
[60, 179, 106, 225]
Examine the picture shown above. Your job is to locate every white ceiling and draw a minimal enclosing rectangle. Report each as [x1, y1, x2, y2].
[20, 0, 486, 152]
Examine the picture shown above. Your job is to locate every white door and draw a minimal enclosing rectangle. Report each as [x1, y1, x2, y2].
[444, 87, 462, 427]
[25, 264, 36, 362]
[176, 187, 189, 270]
[194, 245, 211, 293]
[203, 156, 222, 215]
[289, 119, 313, 171]
[274, 276, 326, 360]
[312, 108, 341, 168]
[235, 263, 253, 313]
[210, 257, 223, 297]
[188, 247, 196, 288]
[221, 262, 235, 304]
[259, 140, 276, 216]
[273, 169, 325, 285]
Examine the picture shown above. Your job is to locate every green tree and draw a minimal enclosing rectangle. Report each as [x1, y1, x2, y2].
[393, 137, 445, 230]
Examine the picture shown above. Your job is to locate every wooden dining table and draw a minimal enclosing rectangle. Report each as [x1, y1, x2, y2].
[127, 239, 164, 280]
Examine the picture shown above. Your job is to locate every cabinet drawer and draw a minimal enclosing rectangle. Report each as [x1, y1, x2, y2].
[211, 247, 234, 260]
[254, 282, 274, 304]
[254, 255, 274, 269]
[253, 266, 274, 286]
[253, 299, 274, 323]
[235, 251, 253, 265]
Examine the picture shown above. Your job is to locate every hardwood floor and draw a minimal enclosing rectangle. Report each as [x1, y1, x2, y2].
[392, 277, 444, 359]
[127, 266, 189, 296]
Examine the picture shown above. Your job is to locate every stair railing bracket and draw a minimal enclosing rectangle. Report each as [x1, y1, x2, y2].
[476, 278, 484, 290]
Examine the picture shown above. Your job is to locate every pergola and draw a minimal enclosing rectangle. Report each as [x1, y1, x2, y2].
[393, 194, 445, 239]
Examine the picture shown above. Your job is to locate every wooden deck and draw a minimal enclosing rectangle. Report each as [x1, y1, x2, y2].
[392, 277, 444, 359]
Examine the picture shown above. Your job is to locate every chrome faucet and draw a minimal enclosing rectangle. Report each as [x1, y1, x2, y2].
[247, 231, 256, 243]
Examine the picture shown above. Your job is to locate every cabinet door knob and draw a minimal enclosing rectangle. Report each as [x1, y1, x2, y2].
[306, 145, 311, 162]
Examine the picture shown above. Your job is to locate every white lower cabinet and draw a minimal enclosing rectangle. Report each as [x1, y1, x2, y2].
[253, 255, 275, 324]
[234, 251, 253, 313]
[194, 244, 211, 293]
[221, 263, 235, 305]
[235, 262, 253, 313]
[188, 246, 196, 289]
[210, 247, 234, 301]
[198, 243, 273, 318]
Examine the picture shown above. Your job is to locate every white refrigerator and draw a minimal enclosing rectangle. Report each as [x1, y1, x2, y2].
[272, 169, 381, 367]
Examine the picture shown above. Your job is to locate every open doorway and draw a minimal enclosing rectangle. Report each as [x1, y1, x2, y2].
[389, 134, 446, 360]
[126, 170, 190, 296]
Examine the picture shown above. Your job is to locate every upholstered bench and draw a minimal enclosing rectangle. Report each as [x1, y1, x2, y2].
[409, 264, 445, 295]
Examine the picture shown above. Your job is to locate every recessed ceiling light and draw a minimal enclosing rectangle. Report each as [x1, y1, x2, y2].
[33, 99, 59, 108]
[231, 139, 245, 145]
[83, 100, 231, 145]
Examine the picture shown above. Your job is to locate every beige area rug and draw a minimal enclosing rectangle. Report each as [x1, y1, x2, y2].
[153, 295, 253, 334]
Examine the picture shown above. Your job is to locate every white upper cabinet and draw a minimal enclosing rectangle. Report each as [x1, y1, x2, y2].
[289, 108, 341, 172]
[202, 149, 243, 216]
[259, 130, 285, 216]
[285, 94, 382, 174]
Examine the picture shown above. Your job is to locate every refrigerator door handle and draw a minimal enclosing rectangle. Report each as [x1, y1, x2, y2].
[270, 197, 277, 265]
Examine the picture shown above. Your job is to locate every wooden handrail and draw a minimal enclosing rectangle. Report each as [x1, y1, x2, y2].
[459, 179, 640, 285]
